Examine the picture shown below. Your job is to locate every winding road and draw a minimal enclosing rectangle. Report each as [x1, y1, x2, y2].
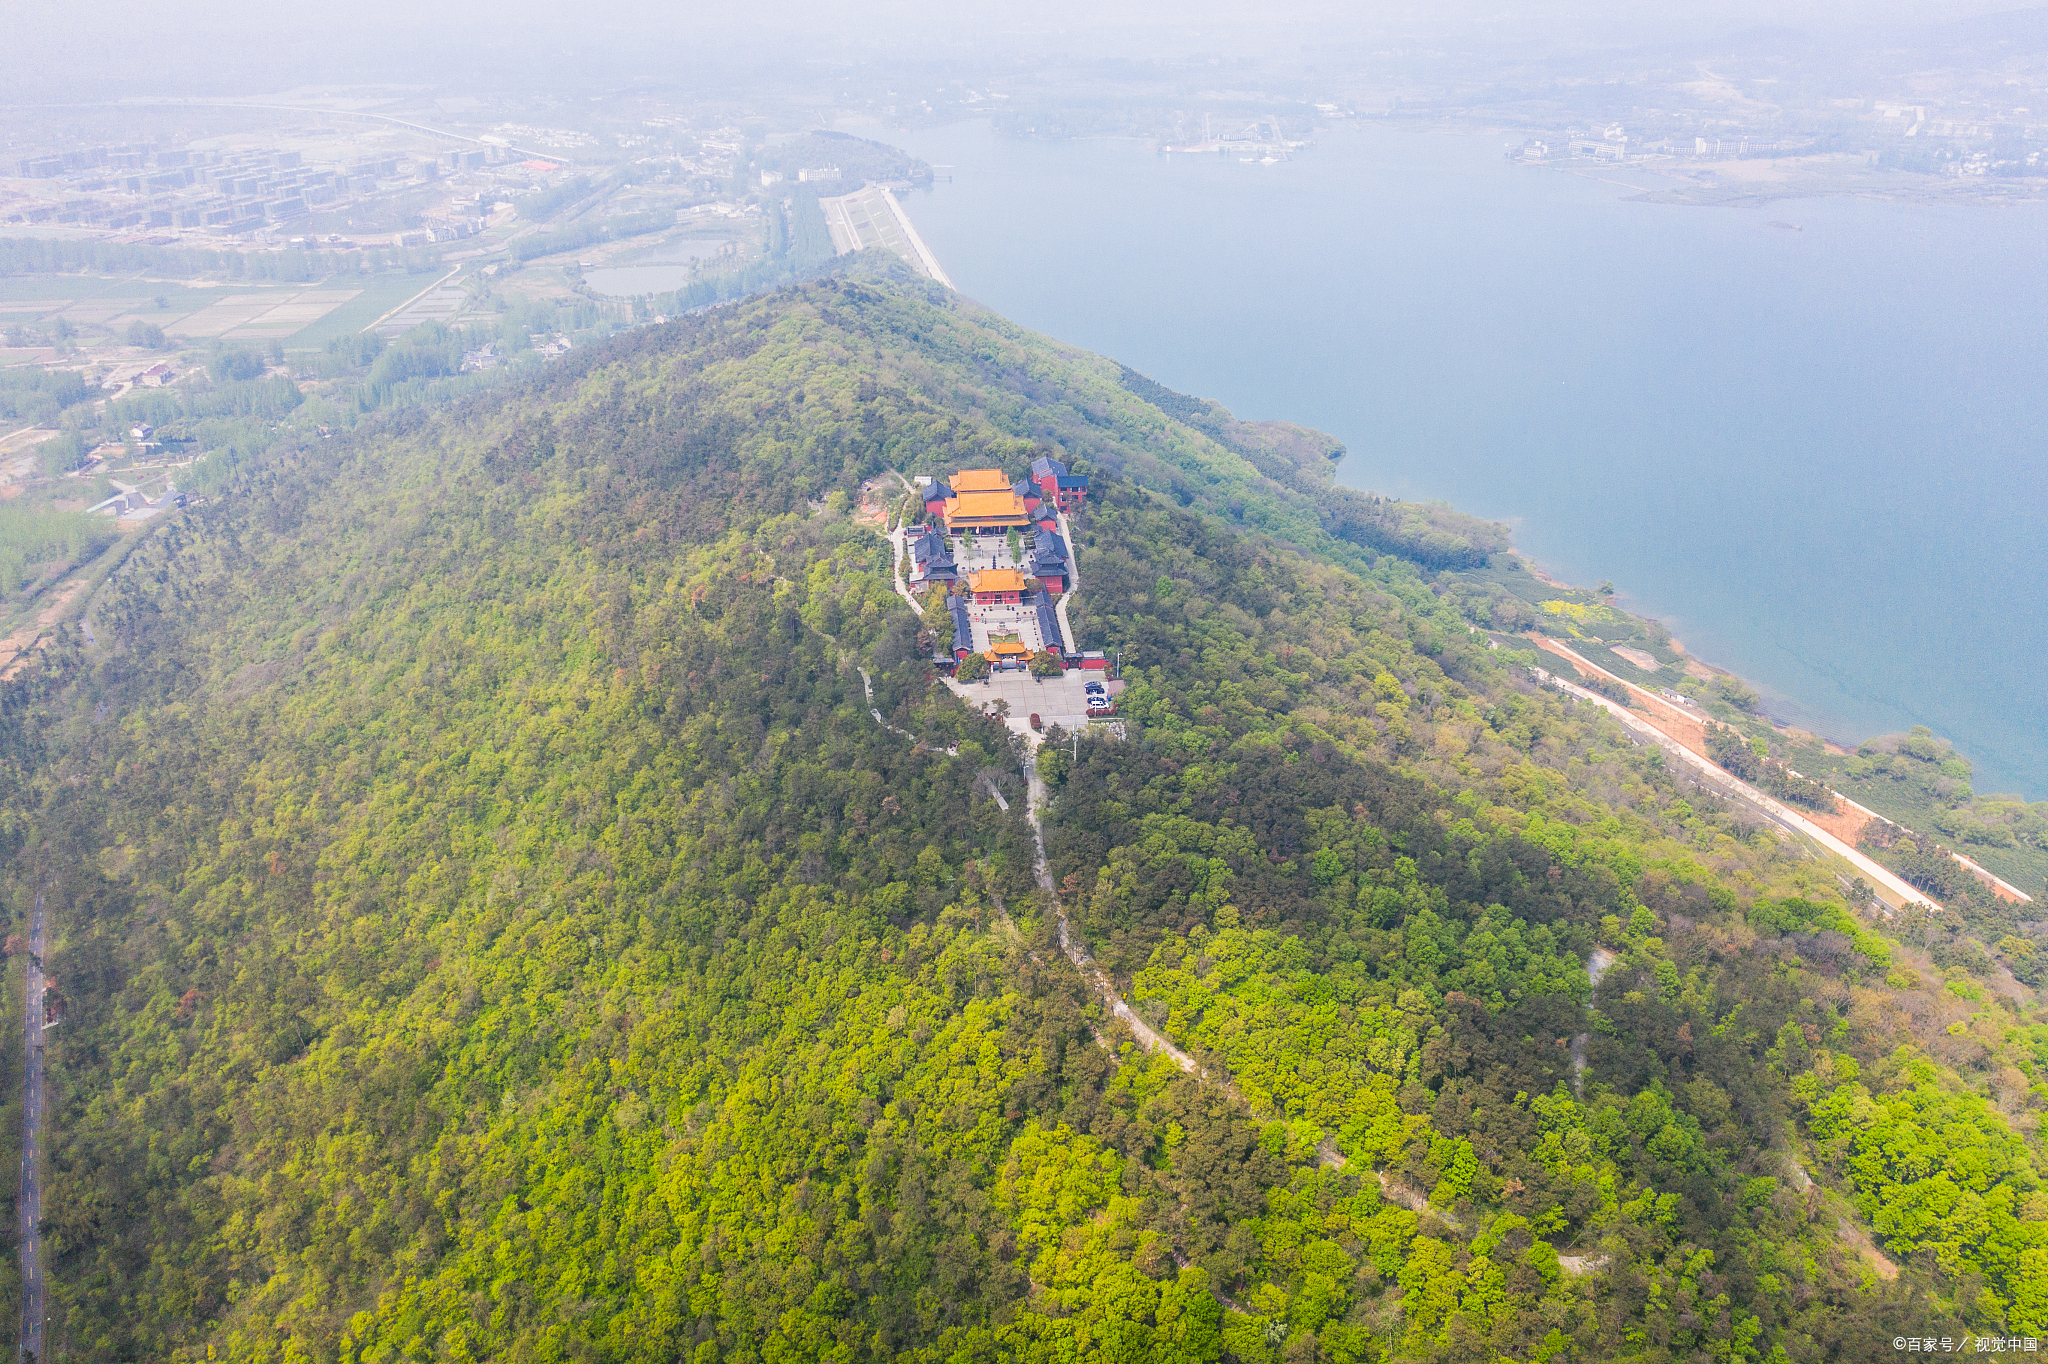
[19, 889, 47, 1362]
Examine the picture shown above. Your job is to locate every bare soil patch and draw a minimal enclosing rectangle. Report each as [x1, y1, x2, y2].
[1801, 798, 1872, 848]
[1531, 635, 1708, 757]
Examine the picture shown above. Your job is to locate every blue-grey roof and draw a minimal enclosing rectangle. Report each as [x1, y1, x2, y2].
[1036, 596, 1064, 653]
[1055, 473, 1089, 489]
[1031, 455, 1067, 479]
[949, 595, 973, 654]
[1029, 529, 1068, 577]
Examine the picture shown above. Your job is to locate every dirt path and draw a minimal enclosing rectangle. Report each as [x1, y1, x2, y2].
[953, 658, 1613, 1271]
[19, 889, 48, 1361]
[857, 667, 954, 753]
[0, 428, 55, 458]
[1948, 848, 2034, 904]
[0, 574, 94, 680]
[1570, 947, 1618, 1099]
[885, 528, 926, 618]
[1795, 797, 1874, 849]
[1531, 635, 2031, 909]
[1781, 1151, 1897, 1280]
[1019, 740, 1214, 1082]
[902, 506, 1218, 1088]
[1820, 783, 2027, 905]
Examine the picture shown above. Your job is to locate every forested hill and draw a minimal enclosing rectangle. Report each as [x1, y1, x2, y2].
[3, 274, 2043, 1364]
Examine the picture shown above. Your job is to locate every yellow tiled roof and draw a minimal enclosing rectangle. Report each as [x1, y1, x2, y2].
[969, 567, 1027, 593]
[987, 640, 1031, 657]
[945, 489, 1029, 523]
[952, 468, 1010, 492]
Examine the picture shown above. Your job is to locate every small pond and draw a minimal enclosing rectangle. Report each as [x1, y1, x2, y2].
[582, 238, 735, 296]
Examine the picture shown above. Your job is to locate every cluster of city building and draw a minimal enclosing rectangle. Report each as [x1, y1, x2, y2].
[3, 140, 531, 240]
[1511, 125, 1829, 164]
[13, 146, 347, 230]
[1511, 111, 2043, 176]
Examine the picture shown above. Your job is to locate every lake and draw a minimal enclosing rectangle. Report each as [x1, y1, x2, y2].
[875, 121, 2048, 798]
[583, 238, 734, 296]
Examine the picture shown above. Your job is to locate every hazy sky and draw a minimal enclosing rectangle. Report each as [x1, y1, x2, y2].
[7, 0, 2037, 101]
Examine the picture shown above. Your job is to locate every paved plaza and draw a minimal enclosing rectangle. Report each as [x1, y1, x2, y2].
[967, 598, 1052, 655]
[949, 671, 1124, 731]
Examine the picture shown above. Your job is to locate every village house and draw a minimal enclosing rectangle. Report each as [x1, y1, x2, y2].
[88, 480, 183, 519]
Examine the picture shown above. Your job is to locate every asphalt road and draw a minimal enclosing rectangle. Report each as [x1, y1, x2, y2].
[19, 889, 46, 1362]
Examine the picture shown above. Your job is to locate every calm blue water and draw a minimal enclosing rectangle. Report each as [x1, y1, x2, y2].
[876, 122, 2048, 799]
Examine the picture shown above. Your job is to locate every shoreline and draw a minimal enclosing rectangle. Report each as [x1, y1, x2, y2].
[1528, 632, 2031, 909]
[1530, 642, 1935, 911]
[1510, 551, 1943, 773]
[1496, 548, 2039, 907]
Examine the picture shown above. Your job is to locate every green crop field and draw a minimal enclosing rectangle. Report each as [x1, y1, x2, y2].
[285, 270, 450, 349]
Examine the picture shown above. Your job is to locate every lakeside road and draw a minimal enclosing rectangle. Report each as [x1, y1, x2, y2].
[1528, 650, 1936, 911]
[19, 889, 47, 1362]
[1531, 635, 2035, 910]
[880, 190, 955, 290]
[819, 187, 955, 288]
